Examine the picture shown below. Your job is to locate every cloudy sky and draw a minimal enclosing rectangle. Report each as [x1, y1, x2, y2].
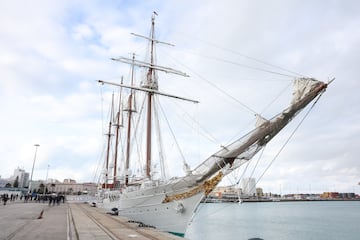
[0, 0, 359, 194]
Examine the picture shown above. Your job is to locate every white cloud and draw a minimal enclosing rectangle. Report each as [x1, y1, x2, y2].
[0, 0, 359, 195]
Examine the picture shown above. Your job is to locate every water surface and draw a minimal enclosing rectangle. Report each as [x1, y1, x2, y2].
[185, 201, 360, 240]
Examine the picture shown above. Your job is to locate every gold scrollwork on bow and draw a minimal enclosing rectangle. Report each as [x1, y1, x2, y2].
[162, 171, 223, 203]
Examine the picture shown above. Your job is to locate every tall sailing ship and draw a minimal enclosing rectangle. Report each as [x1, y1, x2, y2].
[96, 13, 329, 236]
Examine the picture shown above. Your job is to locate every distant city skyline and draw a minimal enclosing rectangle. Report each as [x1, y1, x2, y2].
[1, 167, 358, 196]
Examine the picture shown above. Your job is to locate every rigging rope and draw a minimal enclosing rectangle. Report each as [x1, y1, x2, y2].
[254, 92, 325, 189]
[153, 96, 168, 180]
[93, 85, 106, 183]
[182, 35, 308, 78]
[170, 99, 219, 144]
[183, 64, 258, 115]
[200, 54, 300, 78]
[158, 48, 258, 115]
[236, 146, 266, 185]
[157, 99, 188, 167]
[260, 82, 292, 115]
[194, 92, 325, 222]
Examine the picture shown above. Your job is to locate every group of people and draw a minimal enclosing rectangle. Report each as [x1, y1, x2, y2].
[47, 194, 65, 206]
[1, 193, 18, 205]
[1, 192, 65, 206]
[1, 193, 9, 205]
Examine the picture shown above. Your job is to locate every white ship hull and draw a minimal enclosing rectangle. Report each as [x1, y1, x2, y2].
[119, 189, 204, 236]
[95, 189, 121, 211]
[114, 173, 222, 236]
[97, 198, 119, 211]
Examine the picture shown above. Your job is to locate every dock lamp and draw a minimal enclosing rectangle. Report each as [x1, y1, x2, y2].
[28, 144, 40, 193]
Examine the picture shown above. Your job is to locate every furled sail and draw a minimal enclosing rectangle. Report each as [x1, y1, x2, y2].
[192, 78, 327, 182]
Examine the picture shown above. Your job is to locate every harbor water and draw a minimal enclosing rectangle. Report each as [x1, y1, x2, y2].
[185, 201, 360, 240]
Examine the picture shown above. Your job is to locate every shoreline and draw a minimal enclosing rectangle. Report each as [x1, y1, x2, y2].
[202, 198, 360, 203]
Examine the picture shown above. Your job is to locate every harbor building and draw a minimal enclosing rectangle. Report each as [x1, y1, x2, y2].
[49, 179, 97, 195]
[206, 185, 241, 202]
[10, 167, 29, 188]
[0, 167, 29, 188]
[241, 178, 256, 197]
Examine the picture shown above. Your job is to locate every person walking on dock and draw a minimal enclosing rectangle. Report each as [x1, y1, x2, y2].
[2, 194, 9, 205]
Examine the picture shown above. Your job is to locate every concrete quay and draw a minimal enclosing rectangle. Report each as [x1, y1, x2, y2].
[0, 200, 185, 240]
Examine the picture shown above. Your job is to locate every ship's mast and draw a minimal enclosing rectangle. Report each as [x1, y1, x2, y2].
[101, 12, 194, 183]
[125, 54, 136, 185]
[104, 93, 114, 188]
[144, 13, 158, 178]
[113, 77, 123, 186]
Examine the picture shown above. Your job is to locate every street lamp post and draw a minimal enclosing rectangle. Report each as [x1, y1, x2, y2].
[28, 144, 40, 193]
[45, 164, 49, 194]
